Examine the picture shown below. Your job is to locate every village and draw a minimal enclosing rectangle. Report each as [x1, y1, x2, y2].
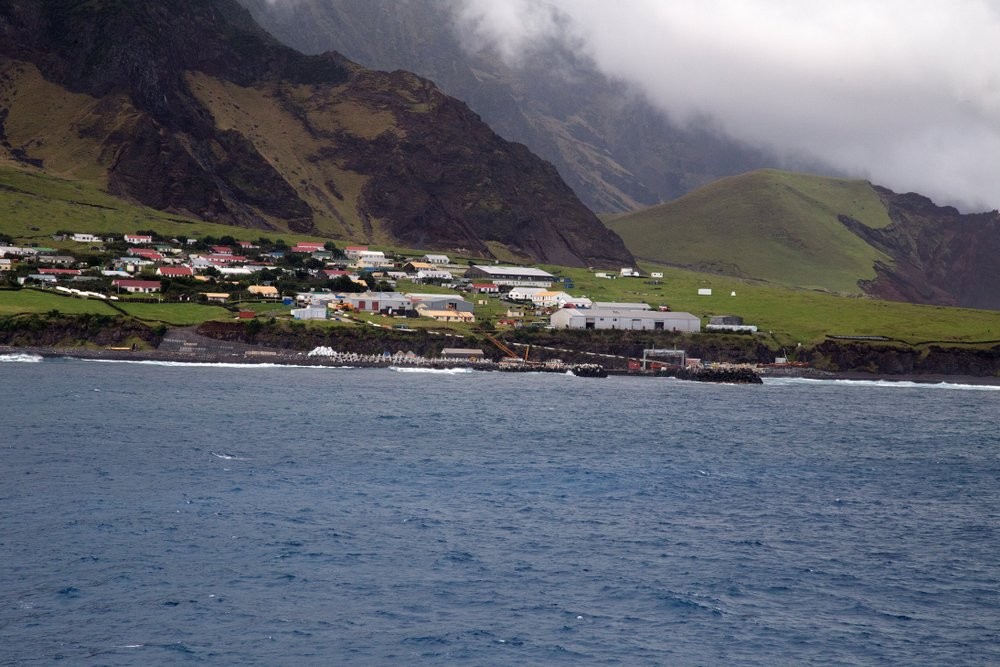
[0, 231, 759, 337]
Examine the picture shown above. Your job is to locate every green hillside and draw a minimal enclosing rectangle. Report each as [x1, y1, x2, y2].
[606, 169, 895, 294]
[0, 165, 316, 246]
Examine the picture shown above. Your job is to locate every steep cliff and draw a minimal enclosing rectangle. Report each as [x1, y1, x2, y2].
[841, 188, 1000, 310]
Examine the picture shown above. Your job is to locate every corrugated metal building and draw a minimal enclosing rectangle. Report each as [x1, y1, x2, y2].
[550, 308, 701, 332]
[465, 265, 555, 287]
[291, 306, 328, 320]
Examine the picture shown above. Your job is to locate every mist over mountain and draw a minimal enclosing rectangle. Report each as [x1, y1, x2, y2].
[0, 0, 633, 267]
[247, 0, 1000, 214]
[240, 0, 820, 214]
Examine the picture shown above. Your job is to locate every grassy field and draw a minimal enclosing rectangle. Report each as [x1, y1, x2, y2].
[544, 264, 1000, 346]
[0, 288, 119, 316]
[113, 302, 233, 326]
[0, 290, 231, 325]
[606, 169, 895, 294]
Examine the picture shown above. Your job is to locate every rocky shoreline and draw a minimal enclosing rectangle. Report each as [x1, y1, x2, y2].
[6, 343, 999, 386]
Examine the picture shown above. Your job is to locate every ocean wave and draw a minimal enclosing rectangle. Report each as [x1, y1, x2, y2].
[389, 366, 475, 374]
[0, 353, 44, 363]
[211, 451, 248, 461]
[77, 358, 345, 370]
[763, 376, 1000, 391]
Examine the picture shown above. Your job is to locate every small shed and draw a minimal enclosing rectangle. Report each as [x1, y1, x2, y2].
[291, 306, 328, 320]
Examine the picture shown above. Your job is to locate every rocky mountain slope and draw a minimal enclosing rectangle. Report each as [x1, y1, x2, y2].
[843, 188, 1000, 310]
[0, 0, 633, 268]
[608, 170, 1000, 310]
[239, 0, 816, 214]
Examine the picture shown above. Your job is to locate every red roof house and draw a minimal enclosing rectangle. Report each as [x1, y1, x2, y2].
[156, 266, 194, 277]
[112, 279, 161, 293]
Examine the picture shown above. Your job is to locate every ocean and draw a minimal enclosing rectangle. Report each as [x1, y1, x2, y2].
[2, 355, 999, 665]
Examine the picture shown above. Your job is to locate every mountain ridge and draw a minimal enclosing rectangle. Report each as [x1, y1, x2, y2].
[0, 0, 634, 268]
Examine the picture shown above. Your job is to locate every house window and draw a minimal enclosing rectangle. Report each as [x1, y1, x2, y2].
[654, 321, 664, 330]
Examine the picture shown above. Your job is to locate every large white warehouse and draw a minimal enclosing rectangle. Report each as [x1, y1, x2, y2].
[550, 308, 701, 332]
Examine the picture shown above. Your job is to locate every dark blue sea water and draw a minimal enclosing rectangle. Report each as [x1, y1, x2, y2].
[2, 355, 999, 665]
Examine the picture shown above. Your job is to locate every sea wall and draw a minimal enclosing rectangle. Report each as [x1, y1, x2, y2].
[3, 314, 999, 378]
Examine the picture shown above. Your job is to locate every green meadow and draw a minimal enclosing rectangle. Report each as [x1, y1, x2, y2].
[545, 265, 1000, 346]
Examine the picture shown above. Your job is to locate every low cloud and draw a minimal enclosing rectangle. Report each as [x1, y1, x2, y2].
[451, 0, 1000, 210]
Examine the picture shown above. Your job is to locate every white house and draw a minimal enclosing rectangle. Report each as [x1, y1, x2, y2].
[422, 254, 450, 265]
[352, 250, 393, 270]
[0, 245, 38, 257]
[124, 234, 153, 244]
[556, 294, 592, 309]
[507, 286, 547, 302]
[415, 269, 453, 282]
[550, 308, 701, 332]
[344, 245, 369, 259]
[530, 290, 573, 308]
[71, 233, 101, 243]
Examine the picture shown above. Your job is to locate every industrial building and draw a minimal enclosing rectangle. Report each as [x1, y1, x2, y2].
[465, 265, 555, 287]
[550, 308, 701, 332]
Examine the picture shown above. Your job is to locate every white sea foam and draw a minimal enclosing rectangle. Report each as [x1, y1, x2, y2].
[211, 452, 247, 461]
[763, 376, 1000, 392]
[389, 366, 475, 374]
[0, 353, 44, 363]
[77, 358, 341, 370]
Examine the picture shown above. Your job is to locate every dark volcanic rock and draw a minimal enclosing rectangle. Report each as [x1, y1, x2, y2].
[811, 339, 1000, 377]
[342, 70, 632, 267]
[840, 187, 1000, 310]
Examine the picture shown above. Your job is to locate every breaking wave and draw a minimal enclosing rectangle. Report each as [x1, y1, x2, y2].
[0, 353, 44, 363]
[763, 376, 1000, 391]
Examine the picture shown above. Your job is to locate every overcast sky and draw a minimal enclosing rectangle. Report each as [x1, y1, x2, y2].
[448, 0, 1000, 211]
